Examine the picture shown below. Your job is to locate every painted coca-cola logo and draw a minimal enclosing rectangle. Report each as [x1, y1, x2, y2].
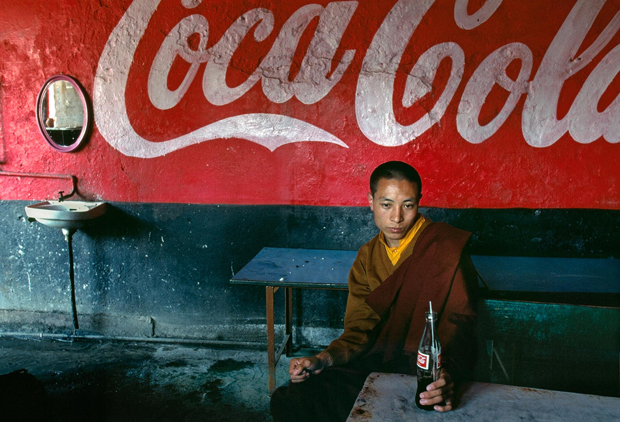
[93, 0, 620, 159]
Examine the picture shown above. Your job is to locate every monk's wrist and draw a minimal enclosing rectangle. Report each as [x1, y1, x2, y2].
[316, 351, 334, 369]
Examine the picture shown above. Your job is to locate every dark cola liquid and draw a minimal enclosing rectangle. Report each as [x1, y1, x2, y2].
[415, 375, 435, 411]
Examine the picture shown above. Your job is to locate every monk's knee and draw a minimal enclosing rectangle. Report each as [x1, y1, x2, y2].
[270, 385, 294, 422]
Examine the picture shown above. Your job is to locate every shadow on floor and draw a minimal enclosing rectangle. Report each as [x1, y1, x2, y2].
[0, 336, 292, 422]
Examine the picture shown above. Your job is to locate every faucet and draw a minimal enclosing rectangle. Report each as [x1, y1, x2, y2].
[58, 176, 78, 202]
[58, 190, 75, 202]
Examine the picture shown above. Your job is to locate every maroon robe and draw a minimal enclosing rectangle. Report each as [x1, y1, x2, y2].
[365, 222, 478, 380]
[271, 222, 478, 422]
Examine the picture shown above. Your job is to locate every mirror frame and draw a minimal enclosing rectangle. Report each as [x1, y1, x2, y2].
[36, 75, 91, 153]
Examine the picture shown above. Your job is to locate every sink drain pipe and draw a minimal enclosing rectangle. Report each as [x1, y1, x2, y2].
[62, 228, 79, 332]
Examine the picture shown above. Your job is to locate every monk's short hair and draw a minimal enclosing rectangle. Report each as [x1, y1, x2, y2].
[369, 161, 422, 197]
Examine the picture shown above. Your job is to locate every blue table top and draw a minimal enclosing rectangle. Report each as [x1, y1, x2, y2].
[230, 247, 354, 289]
[472, 255, 620, 294]
[230, 247, 620, 294]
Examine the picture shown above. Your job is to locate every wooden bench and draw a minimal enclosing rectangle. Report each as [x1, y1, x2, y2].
[230, 247, 620, 395]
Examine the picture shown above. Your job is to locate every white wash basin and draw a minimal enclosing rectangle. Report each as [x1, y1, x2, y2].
[25, 201, 107, 230]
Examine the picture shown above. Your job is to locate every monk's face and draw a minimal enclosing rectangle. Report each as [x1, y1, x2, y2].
[367, 178, 421, 248]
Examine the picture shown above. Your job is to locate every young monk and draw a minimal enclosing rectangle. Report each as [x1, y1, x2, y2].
[271, 161, 478, 421]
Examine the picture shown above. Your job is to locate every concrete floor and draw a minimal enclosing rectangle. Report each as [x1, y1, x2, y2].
[0, 336, 294, 422]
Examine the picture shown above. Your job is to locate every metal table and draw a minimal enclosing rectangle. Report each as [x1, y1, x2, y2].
[347, 372, 620, 421]
[230, 247, 619, 394]
[230, 247, 354, 394]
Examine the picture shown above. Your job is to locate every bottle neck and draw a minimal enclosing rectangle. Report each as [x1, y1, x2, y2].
[425, 311, 438, 323]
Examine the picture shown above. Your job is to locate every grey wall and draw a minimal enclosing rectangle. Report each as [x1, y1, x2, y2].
[1, 200, 618, 345]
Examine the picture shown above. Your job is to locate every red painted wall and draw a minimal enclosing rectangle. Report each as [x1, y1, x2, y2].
[1, 0, 619, 208]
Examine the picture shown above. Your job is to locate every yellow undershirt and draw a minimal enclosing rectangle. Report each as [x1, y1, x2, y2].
[379, 215, 426, 265]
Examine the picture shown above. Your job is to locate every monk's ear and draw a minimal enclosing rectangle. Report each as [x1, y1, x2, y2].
[367, 192, 374, 209]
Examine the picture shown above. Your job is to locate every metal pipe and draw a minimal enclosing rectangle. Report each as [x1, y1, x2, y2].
[0, 171, 77, 200]
[65, 230, 79, 332]
[0, 95, 5, 164]
[0, 332, 266, 349]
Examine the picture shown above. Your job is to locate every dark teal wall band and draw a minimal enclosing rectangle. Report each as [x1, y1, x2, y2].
[1, 201, 618, 332]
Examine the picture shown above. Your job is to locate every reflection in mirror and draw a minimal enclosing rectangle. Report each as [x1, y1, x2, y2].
[36, 75, 90, 152]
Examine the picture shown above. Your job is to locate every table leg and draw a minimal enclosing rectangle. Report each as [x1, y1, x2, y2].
[285, 287, 293, 356]
[266, 286, 276, 395]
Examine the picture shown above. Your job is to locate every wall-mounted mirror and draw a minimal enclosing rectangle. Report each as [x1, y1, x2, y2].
[36, 75, 91, 152]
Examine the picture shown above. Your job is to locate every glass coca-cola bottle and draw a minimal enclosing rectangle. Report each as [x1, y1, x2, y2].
[415, 310, 441, 411]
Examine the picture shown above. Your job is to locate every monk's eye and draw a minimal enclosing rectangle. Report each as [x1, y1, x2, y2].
[381, 203, 391, 209]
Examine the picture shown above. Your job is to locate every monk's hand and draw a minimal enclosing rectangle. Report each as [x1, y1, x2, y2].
[288, 351, 333, 383]
[418, 368, 454, 412]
